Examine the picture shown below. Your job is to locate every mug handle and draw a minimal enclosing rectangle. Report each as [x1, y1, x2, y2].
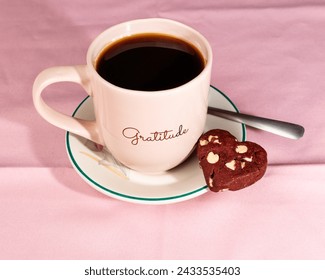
[32, 65, 104, 145]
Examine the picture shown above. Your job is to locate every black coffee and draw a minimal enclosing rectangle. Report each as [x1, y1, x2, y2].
[95, 33, 205, 91]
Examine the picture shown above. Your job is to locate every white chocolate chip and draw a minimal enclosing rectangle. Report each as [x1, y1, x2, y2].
[225, 160, 236, 170]
[236, 145, 248, 154]
[199, 139, 209, 146]
[208, 135, 221, 144]
[243, 156, 253, 162]
[241, 162, 246, 169]
[208, 135, 219, 142]
[207, 152, 219, 164]
[209, 177, 213, 188]
[220, 188, 229, 192]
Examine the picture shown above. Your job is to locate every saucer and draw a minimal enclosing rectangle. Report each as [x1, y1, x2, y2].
[66, 86, 246, 204]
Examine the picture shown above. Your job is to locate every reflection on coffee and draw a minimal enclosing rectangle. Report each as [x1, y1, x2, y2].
[95, 33, 205, 91]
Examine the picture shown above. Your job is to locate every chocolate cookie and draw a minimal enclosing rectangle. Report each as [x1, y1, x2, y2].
[197, 129, 267, 192]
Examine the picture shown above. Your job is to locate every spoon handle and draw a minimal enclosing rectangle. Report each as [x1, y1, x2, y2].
[207, 107, 305, 140]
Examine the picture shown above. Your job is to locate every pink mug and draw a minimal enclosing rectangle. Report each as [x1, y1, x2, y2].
[33, 18, 213, 172]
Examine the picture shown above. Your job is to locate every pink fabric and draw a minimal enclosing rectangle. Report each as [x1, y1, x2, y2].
[1, 0, 325, 259]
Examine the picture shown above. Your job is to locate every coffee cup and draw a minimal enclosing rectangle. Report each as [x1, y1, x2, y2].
[33, 18, 212, 172]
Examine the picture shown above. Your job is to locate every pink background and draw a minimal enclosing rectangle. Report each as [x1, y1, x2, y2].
[1, 0, 325, 259]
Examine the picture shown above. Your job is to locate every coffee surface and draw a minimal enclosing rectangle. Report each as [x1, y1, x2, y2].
[95, 33, 205, 91]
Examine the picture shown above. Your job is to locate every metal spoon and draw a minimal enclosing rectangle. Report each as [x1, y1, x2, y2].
[208, 107, 305, 140]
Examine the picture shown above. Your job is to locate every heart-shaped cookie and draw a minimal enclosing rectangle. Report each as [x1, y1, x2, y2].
[197, 129, 267, 192]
